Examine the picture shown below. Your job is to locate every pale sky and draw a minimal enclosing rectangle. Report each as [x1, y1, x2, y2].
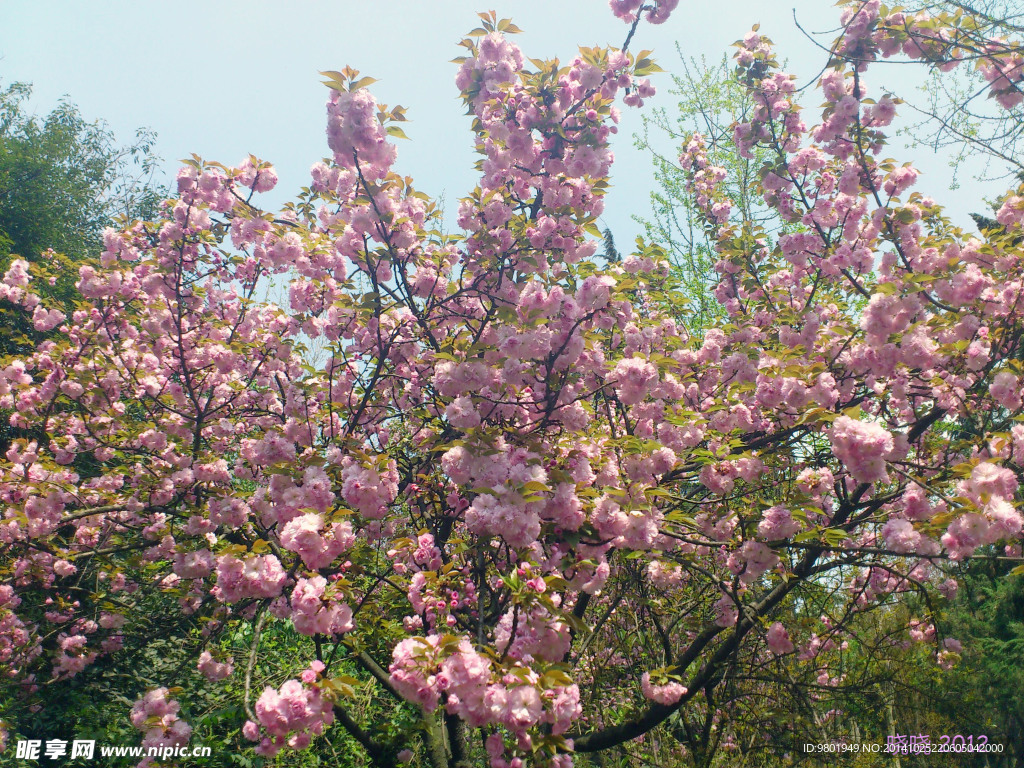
[0, 1, 997, 242]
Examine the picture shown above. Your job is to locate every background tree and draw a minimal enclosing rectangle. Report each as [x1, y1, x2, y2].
[0, 82, 161, 262]
[0, 80, 162, 351]
[632, 54, 780, 335]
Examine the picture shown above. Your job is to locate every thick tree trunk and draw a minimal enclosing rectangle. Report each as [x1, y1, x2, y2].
[446, 713, 473, 768]
[423, 712, 450, 768]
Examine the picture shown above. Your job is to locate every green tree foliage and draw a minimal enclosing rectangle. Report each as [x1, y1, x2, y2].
[0, 81, 163, 454]
[633, 54, 783, 335]
[929, 563, 1024, 766]
[0, 81, 163, 352]
[0, 82, 162, 262]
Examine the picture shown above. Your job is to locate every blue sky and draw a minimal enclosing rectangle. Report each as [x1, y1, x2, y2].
[0, 1, 996, 241]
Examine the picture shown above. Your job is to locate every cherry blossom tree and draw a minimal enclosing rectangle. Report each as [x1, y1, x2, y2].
[2, 1, 1024, 766]
[864, 0, 1024, 182]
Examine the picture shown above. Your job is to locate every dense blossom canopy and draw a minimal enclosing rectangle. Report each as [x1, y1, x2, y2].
[2, 1, 1024, 766]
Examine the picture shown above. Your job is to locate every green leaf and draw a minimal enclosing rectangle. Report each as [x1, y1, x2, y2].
[351, 76, 379, 90]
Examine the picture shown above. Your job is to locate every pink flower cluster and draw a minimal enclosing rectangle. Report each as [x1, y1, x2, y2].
[213, 554, 287, 603]
[612, 357, 660, 405]
[130, 688, 192, 750]
[640, 672, 688, 705]
[880, 518, 933, 555]
[828, 416, 894, 485]
[996, 195, 1024, 230]
[236, 157, 279, 193]
[609, 0, 679, 24]
[326, 88, 397, 180]
[389, 636, 581, 736]
[931, 462, 1023, 558]
[990, 371, 1023, 410]
[389, 636, 444, 711]
[714, 592, 739, 628]
[51, 632, 97, 679]
[766, 622, 795, 655]
[340, 458, 398, 519]
[495, 604, 571, 663]
[0, 586, 40, 675]
[455, 31, 525, 106]
[0, 259, 40, 311]
[443, 439, 550, 547]
[758, 505, 802, 541]
[287, 576, 354, 636]
[979, 48, 1024, 109]
[726, 540, 780, 585]
[197, 650, 233, 681]
[279, 513, 355, 570]
[245, 662, 335, 755]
